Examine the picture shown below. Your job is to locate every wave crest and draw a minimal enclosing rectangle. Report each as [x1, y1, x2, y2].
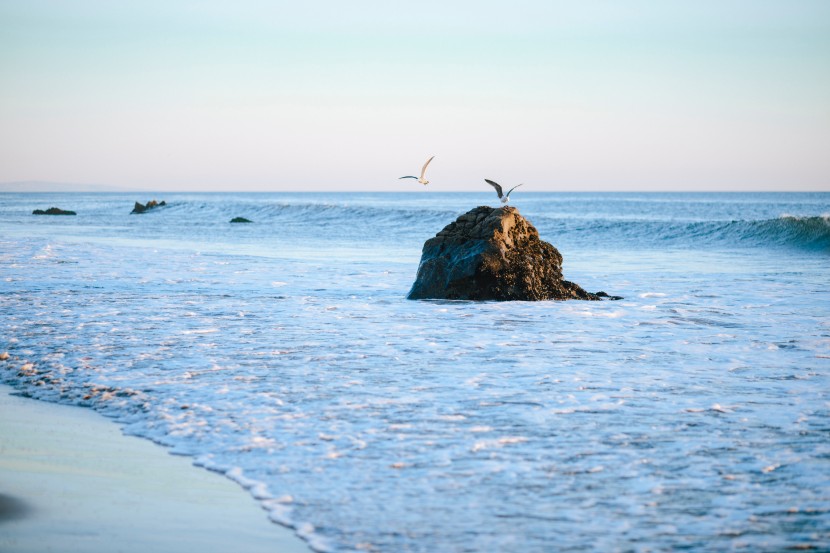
[532, 214, 830, 252]
[135, 199, 830, 252]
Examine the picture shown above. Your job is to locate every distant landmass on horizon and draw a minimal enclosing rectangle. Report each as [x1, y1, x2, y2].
[0, 181, 138, 193]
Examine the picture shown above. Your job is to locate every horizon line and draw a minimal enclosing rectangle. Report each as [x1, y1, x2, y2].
[2, 182, 829, 194]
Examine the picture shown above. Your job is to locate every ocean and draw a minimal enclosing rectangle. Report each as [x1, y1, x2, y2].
[1, 191, 829, 552]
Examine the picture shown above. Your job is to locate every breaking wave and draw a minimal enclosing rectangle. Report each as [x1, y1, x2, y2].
[531, 214, 830, 252]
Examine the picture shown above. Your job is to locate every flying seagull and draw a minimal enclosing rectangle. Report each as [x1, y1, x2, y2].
[485, 179, 523, 204]
[399, 156, 435, 185]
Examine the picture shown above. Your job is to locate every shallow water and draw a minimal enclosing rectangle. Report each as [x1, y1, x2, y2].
[2, 192, 829, 552]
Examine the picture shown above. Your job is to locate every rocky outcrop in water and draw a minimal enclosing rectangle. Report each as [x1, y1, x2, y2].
[408, 206, 613, 301]
[230, 217, 253, 223]
[131, 200, 166, 214]
[32, 207, 76, 215]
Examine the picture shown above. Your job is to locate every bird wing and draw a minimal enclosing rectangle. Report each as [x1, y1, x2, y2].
[485, 179, 503, 198]
[420, 156, 435, 180]
[505, 183, 524, 198]
[399, 176, 418, 179]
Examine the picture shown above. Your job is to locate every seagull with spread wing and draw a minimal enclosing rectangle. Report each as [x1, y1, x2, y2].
[399, 156, 435, 185]
[485, 179, 523, 204]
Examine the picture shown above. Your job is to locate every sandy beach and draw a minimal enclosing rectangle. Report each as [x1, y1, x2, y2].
[0, 384, 310, 553]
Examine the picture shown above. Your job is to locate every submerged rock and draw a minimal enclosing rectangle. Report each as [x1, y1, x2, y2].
[32, 207, 76, 215]
[131, 200, 166, 214]
[230, 217, 253, 223]
[408, 206, 610, 301]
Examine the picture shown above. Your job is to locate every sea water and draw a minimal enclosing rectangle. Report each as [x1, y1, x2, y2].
[1, 192, 828, 552]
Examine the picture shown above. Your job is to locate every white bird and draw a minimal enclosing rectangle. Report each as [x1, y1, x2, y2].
[485, 179, 523, 204]
[399, 156, 435, 185]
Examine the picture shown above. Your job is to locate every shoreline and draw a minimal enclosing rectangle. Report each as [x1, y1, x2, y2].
[0, 384, 310, 553]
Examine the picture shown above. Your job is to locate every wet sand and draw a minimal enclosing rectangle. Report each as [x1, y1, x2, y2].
[0, 384, 310, 553]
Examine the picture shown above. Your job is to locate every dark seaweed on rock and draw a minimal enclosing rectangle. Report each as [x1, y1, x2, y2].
[408, 206, 610, 301]
[32, 207, 76, 215]
[131, 200, 166, 214]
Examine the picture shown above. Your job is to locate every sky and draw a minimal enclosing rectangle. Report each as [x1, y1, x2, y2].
[1, 0, 829, 192]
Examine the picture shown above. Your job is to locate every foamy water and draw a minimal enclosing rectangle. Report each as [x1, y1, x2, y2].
[1, 192, 829, 552]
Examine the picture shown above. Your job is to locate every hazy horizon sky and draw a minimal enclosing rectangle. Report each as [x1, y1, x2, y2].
[1, 1, 829, 192]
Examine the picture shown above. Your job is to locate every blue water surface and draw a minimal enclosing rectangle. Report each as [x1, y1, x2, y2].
[1, 192, 829, 552]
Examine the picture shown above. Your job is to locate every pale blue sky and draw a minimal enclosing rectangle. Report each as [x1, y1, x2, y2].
[1, 0, 828, 191]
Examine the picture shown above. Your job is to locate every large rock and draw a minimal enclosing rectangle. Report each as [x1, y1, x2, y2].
[408, 206, 602, 301]
[131, 200, 166, 214]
